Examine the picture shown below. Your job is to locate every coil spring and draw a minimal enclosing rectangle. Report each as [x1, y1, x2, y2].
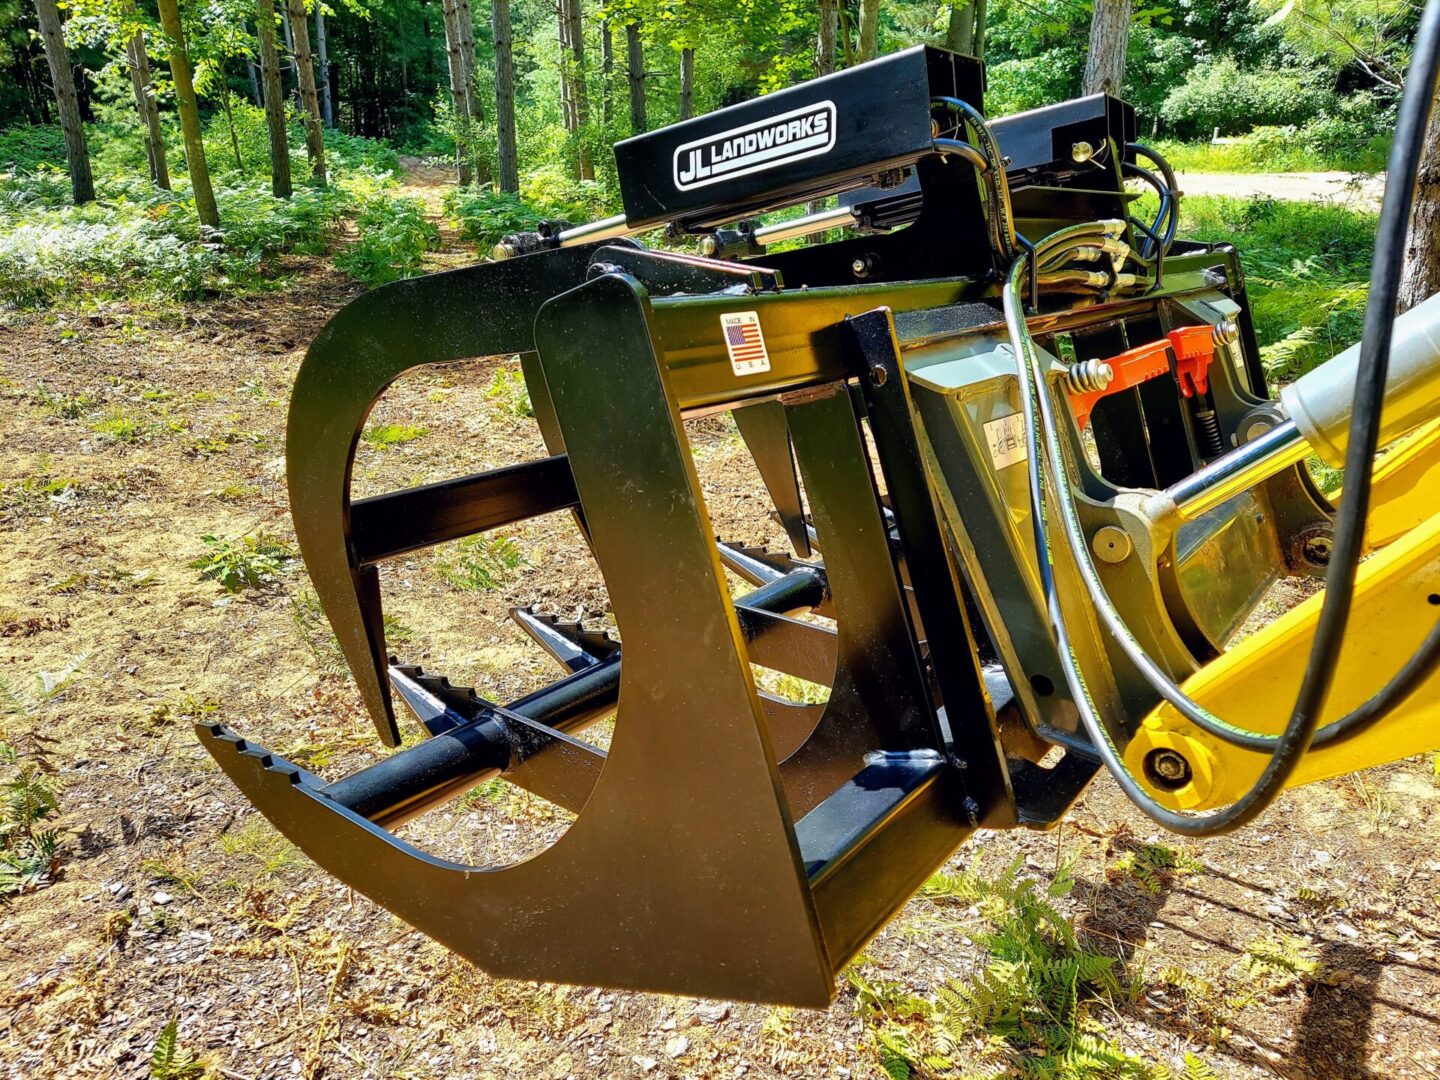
[1065, 359, 1114, 395]
[1212, 317, 1240, 347]
[1192, 406, 1225, 458]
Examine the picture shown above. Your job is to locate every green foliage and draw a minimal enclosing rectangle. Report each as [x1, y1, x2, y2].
[444, 187, 546, 250]
[148, 1019, 205, 1079]
[190, 532, 296, 592]
[1176, 195, 1375, 384]
[334, 195, 440, 285]
[852, 856, 1172, 1078]
[1108, 842, 1203, 895]
[0, 125, 66, 172]
[484, 366, 534, 418]
[0, 735, 62, 896]
[1161, 59, 1330, 137]
[444, 167, 615, 253]
[433, 534, 527, 592]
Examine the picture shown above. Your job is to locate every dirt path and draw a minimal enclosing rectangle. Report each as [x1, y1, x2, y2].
[1177, 170, 1386, 208]
[1, 194, 1438, 1079]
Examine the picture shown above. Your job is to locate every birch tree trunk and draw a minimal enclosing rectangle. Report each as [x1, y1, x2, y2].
[256, 0, 292, 197]
[1082, 0, 1131, 96]
[679, 46, 694, 120]
[441, 0, 473, 184]
[155, 0, 218, 228]
[126, 32, 170, 190]
[857, 0, 880, 62]
[314, 6, 332, 126]
[286, 0, 327, 185]
[601, 19, 613, 126]
[246, 55, 262, 105]
[1399, 95, 1440, 312]
[626, 21, 645, 135]
[33, 0, 94, 204]
[492, 0, 518, 192]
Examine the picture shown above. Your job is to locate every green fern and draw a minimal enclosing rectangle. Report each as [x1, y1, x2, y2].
[148, 1019, 204, 1079]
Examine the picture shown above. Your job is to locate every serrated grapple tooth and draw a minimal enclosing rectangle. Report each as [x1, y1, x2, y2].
[510, 606, 620, 672]
[389, 663, 490, 735]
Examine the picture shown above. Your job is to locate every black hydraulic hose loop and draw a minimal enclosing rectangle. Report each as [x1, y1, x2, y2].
[930, 96, 1020, 261]
[1008, 0, 1440, 833]
[1121, 161, 1172, 260]
[1126, 142, 1181, 256]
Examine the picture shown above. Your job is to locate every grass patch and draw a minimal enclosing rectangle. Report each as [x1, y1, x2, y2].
[361, 422, 429, 448]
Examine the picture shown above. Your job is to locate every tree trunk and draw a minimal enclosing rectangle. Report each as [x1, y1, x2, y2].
[601, 19, 613, 125]
[256, 0, 292, 198]
[1399, 96, 1440, 312]
[626, 21, 645, 135]
[492, 0, 518, 192]
[454, 0, 489, 183]
[314, 6, 332, 126]
[287, 0, 327, 185]
[560, 0, 591, 179]
[246, 56, 262, 106]
[679, 46, 694, 120]
[837, 5, 855, 67]
[281, 3, 299, 96]
[220, 85, 244, 170]
[1082, 0, 1131, 96]
[126, 32, 170, 190]
[156, 0, 219, 228]
[857, 0, 879, 62]
[440, 0, 473, 184]
[816, 0, 836, 76]
[945, 0, 986, 56]
[33, 0, 94, 204]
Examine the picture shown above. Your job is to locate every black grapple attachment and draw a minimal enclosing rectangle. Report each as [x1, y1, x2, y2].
[200, 45, 1301, 1005]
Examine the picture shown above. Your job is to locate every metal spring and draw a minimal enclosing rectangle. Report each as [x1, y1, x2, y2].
[1212, 317, 1240, 347]
[1065, 359, 1114, 395]
[1192, 407, 1226, 458]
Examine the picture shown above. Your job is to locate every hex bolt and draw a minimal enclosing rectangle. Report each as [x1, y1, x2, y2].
[1092, 525, 1133, 564]
[869, 363, 889, 387]
[1144, 748, 1193, 791]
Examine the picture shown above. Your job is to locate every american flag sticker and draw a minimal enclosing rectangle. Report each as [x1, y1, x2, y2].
[721, 311, 771, 376]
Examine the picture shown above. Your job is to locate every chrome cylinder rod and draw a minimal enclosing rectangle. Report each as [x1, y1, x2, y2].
[752, 205, 859, 247]
[1164, 419, 1309, 521]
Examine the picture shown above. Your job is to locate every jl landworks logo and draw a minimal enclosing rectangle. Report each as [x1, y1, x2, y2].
[673, 100, 837, 192]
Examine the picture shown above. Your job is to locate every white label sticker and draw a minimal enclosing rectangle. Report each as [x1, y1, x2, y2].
[720, 311, 772, 376]
[982, 412, 1028, 470]
[674, 101, 837, 192]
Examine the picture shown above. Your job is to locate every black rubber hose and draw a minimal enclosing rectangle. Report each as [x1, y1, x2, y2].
[1011, 0, 1440, 834]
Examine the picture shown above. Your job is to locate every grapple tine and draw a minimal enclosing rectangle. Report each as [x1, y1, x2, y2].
[733, 401, 812, 557]
[285, 248, 604, 746]
[510, 607, 621, 672]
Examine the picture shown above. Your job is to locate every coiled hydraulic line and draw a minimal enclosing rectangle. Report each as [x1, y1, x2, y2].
[1004, 0, 1440, 834]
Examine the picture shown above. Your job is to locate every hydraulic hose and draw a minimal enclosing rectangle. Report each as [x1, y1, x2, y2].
[1007, 0, 1440, 833]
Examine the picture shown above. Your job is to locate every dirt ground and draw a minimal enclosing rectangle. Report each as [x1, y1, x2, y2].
[1, 190, 1439, 1080]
